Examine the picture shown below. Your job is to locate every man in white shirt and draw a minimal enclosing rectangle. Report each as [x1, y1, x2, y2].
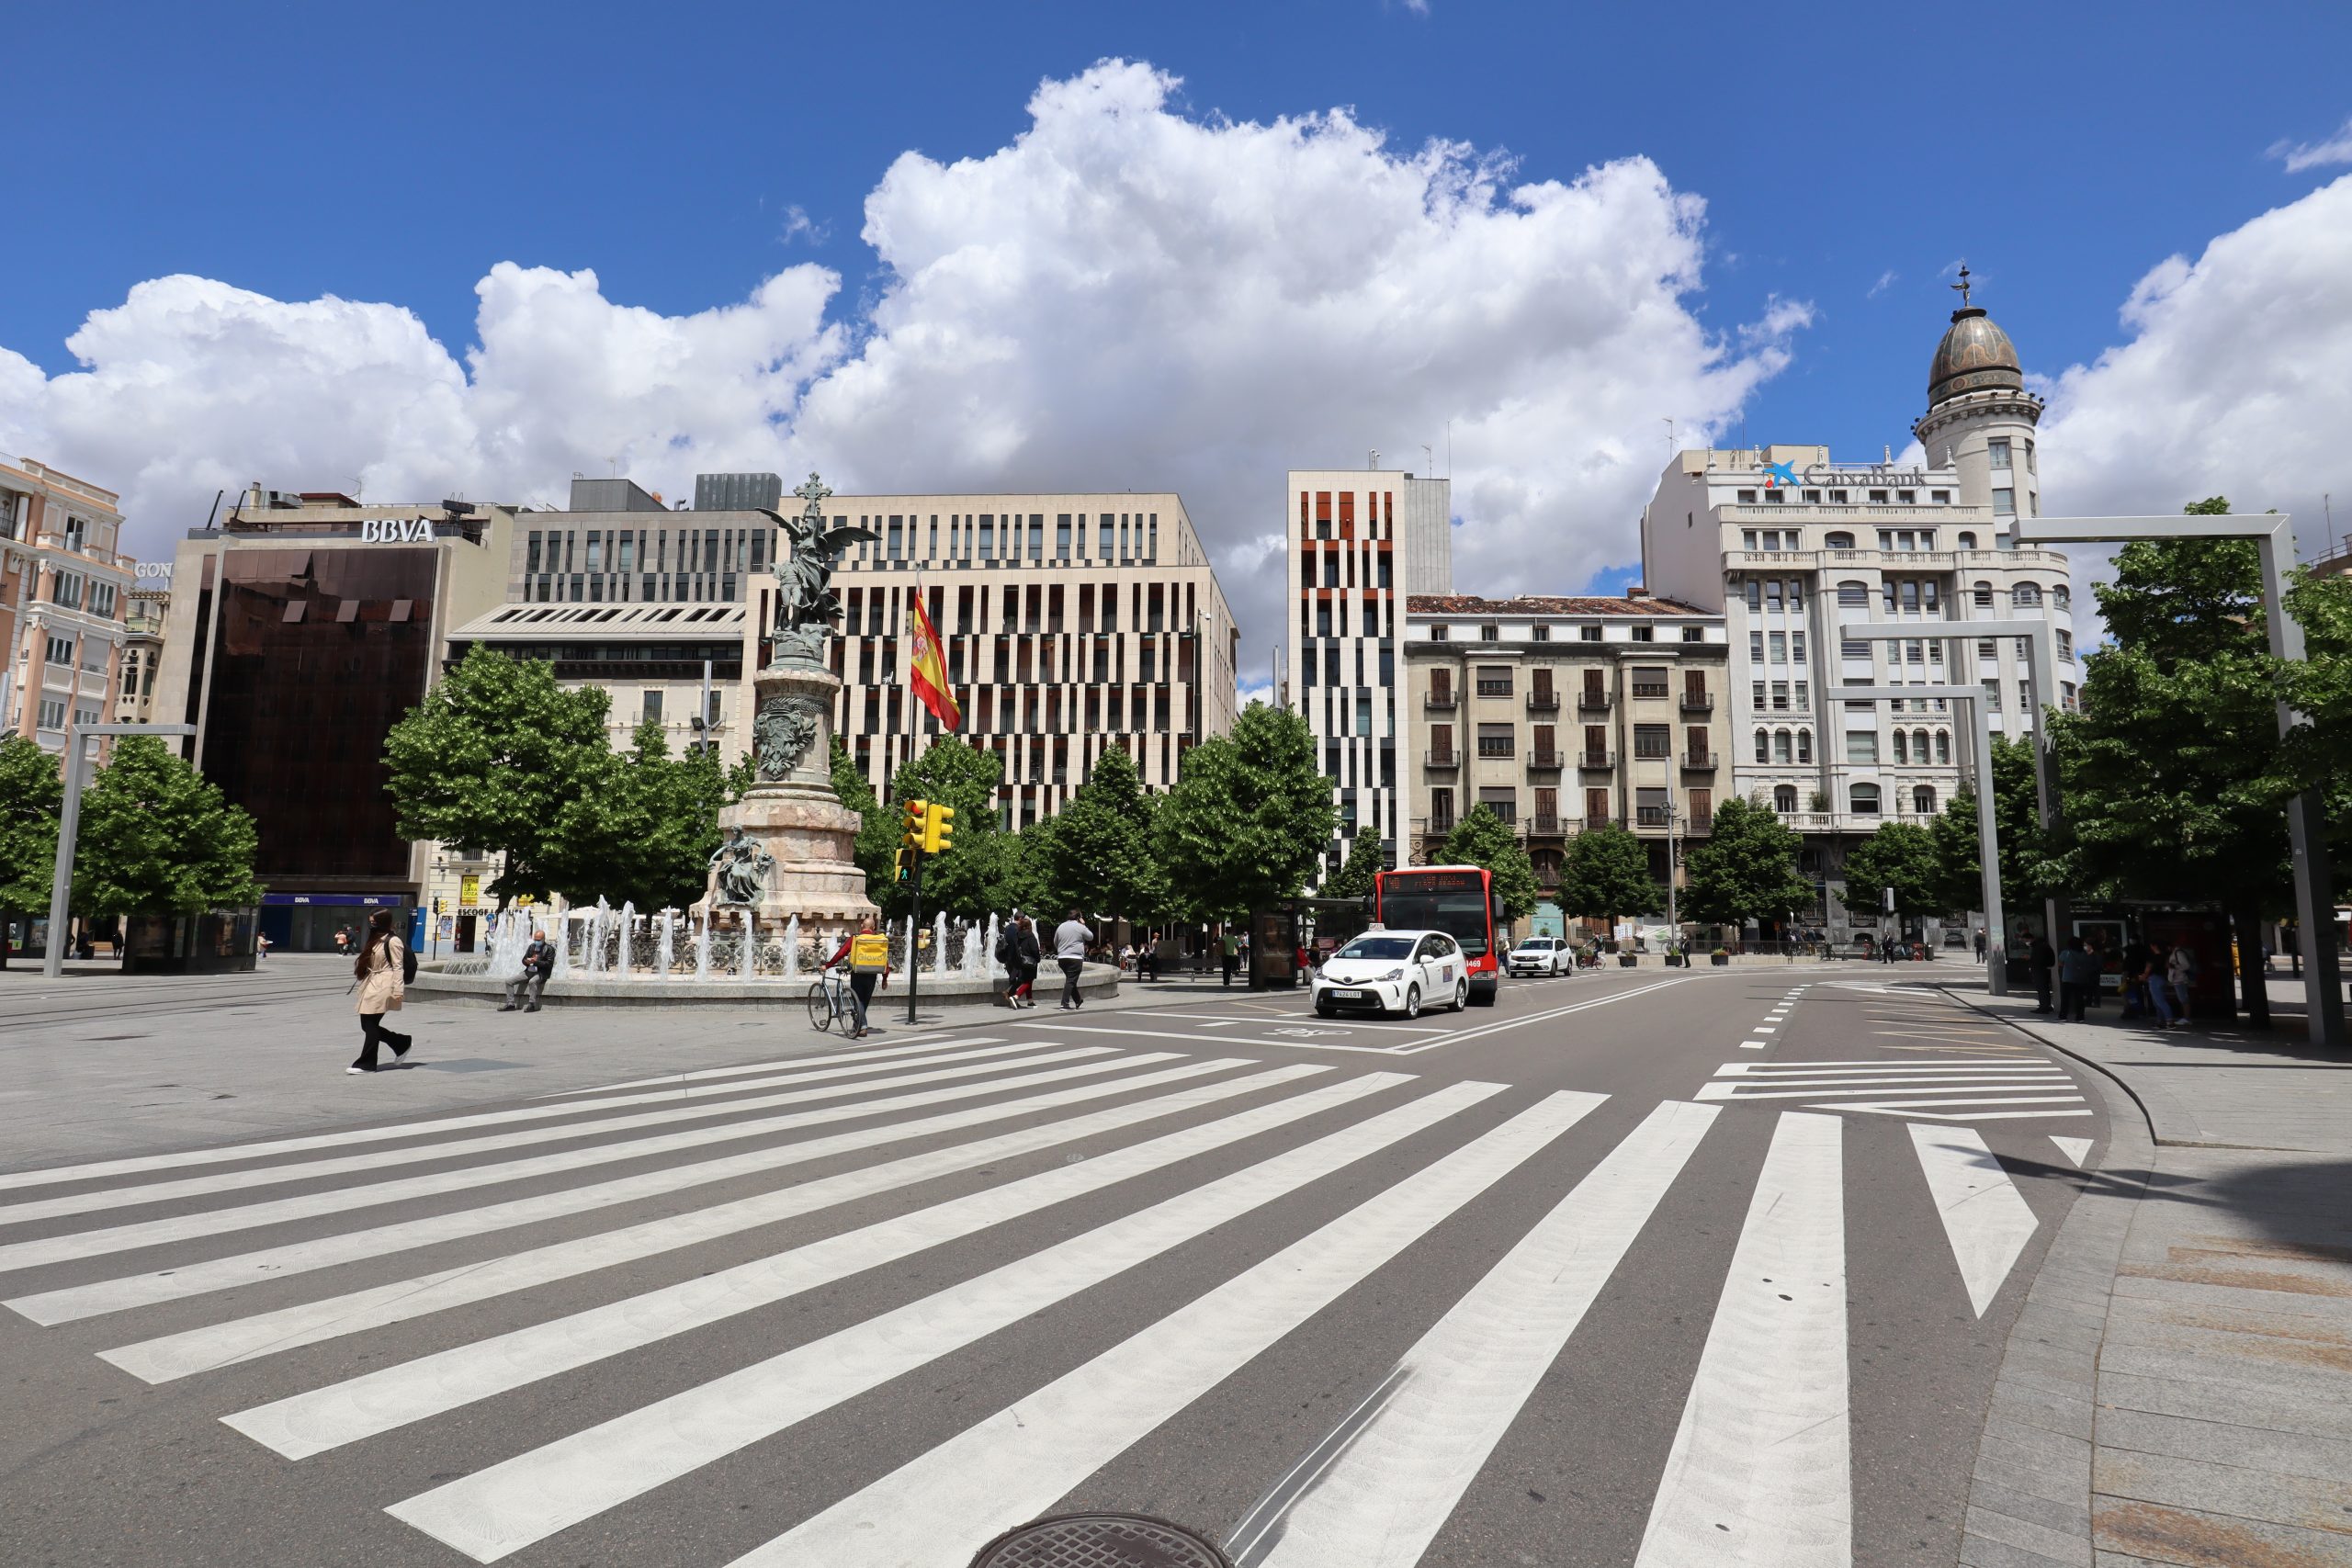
[1053, 908, 1094, 1010]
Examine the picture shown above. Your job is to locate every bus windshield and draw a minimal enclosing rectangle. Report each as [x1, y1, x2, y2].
[1378, 872, 1493, 957]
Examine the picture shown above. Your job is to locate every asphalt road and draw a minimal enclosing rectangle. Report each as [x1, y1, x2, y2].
[0, 961, 2107, 1567]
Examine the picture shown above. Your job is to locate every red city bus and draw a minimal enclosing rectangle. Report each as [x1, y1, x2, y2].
[1372, 864, 1503, 1006]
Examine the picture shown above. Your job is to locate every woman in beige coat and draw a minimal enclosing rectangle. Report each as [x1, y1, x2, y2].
[350, 908, 414, 1073]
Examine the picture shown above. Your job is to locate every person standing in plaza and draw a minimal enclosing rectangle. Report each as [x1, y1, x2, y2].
[501, 927, 555, 1013]
[2165, 940, 2198, 1028]
[348, 908, 413, 1073]
[2026, 927, 2057, 1013]
[2057, 936, 2098, 1021]
[2146, 941, 2177, 1027]
[1053, 908, 1094, 1010]
[1220, 926, 1239, 987]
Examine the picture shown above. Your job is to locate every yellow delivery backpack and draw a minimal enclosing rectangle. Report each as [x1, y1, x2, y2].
[849, 932, 890, 974]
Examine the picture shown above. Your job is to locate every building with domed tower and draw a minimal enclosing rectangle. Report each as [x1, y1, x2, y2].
[1637, 281, 2076, 947]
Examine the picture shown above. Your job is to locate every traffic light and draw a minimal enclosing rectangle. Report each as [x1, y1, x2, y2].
[901, 797, 928, 850]
[922, 803, 956, 854]
[894, 847, 915, 883]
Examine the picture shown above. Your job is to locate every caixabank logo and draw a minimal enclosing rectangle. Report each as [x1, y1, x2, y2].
[1759, 459, 1798, 489]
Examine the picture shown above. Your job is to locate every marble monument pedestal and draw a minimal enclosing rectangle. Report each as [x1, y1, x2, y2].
[700, 661, 878, 941]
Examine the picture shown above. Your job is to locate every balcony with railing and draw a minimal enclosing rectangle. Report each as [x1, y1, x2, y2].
[1525, 689, 1560, 713]
[1577, 689, 1612, 712]
[1577, 749, 1614, 770]
[1528, 750, 1564, 773]
[1681, 750, 1718, 771]
[1424, 749, 1459, 770]
[1531, 814, 1564, 836]
[1637, 806, 1673, 827]
[1425, 690, 1459, 710]
[1583, 813, 1612, 831]
[1679, 691, 1714, 712]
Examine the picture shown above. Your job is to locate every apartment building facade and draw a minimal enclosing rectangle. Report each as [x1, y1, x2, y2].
[1639, 298, 2075, 942]
[1403, 594, 1730, 932]
[0, 458, 134, 757]
[1286, 468, 1453, 880]
[825, 492, 1240, 827]
[113, 586, 170, 722]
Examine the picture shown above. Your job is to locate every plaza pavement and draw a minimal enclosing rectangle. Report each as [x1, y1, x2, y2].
[1939, 973, 2352, 1568]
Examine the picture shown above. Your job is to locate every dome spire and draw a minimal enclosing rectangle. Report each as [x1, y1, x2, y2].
[1950, 264, 1973, 309]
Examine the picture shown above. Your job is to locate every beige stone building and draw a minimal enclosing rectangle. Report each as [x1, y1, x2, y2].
[114, 587, 170, 722]
[825, 491, 1240, 827]
[1403, 592, 1729, 934]
[0, 458, 135, 758]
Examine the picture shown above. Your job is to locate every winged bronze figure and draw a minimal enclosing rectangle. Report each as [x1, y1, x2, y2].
[760, 472, 877, 663]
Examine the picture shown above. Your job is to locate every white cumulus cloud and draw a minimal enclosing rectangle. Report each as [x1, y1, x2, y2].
[2039, 173, 2352, 569]
[2270, 118, 2352, 174]
[0, 59, 1804, 650]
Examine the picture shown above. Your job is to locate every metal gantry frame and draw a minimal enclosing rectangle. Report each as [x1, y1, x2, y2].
[1851, 615, 2069, 953]
[1817, 682, 2006, 995]
[2016, 513, 2346, 1050]
[42, 723, 199, 978]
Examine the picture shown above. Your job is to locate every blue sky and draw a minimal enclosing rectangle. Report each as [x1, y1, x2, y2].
[7, 0, 2352, 630]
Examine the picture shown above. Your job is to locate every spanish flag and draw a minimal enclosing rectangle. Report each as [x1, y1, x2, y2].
[908, 592, 962, 730]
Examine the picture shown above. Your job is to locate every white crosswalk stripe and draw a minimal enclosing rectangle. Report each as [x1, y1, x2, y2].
[1701, 1056, 2088, 1122]
[0, 1030, 2089, 1568]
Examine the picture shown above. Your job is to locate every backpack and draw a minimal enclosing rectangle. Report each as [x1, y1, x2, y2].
[994, 929, 1014, 965]
[401, 937, 418, 985]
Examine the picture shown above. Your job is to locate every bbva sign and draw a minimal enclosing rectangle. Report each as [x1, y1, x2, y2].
[359, 518, 437, 543]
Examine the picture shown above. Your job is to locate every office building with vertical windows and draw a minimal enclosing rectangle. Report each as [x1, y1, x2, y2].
[1402, 593, 1728, 937]
[1285, 468, 1453, 882]
[1638, 295, 2075, 942]
[822, 492, 1240, 826]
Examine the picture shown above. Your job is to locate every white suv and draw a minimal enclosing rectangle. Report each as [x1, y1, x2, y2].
[1312, 930, 1469, 1019]
[1506, 936, 1570, 977]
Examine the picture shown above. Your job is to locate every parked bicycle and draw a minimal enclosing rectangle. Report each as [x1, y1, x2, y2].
[807, 968, 855, 1033]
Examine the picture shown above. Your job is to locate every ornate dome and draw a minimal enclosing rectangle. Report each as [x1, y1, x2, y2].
[1928, 307, 2022, 403]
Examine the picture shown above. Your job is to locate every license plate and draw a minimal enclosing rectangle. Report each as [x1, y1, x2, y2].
[1328, 988, 1367, 1000]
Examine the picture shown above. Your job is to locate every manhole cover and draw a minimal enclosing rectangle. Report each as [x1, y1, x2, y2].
[969, 1511, 1231, 1568]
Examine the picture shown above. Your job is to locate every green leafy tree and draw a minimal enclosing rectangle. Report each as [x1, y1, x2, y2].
[541, 722, 745, 911]
[1043, 744, 1169, 921]
[1985, 736, 2053, 908]
[383, 646, 614, 901]
[2050, 498, 2302, 1023]
[1157, 703, 1335, 920]
[0, 735, 62, 919]
[1442, 806, 1541, 923]
[1928, 790, 1990, 918]
[1558, 822, 1661, 927]
[1838, 822, 1943, 929]
[74, 737, 265, 913]
[831, 737, 899, 901]
[1679, 796, 1813, 931]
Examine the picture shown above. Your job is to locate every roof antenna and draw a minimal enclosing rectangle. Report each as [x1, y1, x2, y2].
[1662, 417, 1676, 452]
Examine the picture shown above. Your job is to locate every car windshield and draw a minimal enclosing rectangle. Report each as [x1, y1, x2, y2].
[1337, 937, 1417, 960]
[1518, 940, 1554, 950]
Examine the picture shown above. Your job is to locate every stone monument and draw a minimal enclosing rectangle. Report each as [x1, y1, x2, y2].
[699, 473, 879, 938]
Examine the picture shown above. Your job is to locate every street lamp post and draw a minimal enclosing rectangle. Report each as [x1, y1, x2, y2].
[2016, 513, 2346, 1050]
[43, 722, 199, 979]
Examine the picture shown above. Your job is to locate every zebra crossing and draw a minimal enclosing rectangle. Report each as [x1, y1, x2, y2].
[0, 1029, 2087, 1566]
[1696, 1058, 2092, 1121]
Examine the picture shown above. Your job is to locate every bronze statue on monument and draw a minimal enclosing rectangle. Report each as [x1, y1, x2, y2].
[696, 472, 881, 936]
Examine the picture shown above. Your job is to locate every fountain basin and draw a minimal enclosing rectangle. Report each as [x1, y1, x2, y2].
[410, 961, 1122, 1010]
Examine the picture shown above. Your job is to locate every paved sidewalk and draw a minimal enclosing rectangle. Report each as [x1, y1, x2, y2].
[1932, 976, 2352, 1567]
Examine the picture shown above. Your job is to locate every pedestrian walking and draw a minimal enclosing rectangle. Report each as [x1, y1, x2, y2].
[996, 914, 1041, 1008]
[500, 927, 556, 1012]
[2057, 936, 2098, 1021]
[2145, 941, 2178, 1026]
[2118, 939, 2152, 1019]
[2165, 941, 2198, 1027]
[824, 915, 890, 1037]
[256, 931, 272, 963]
[347, 908, 413, 1074]
[2021, 927, 2056, 1013]
[1974, 928, 1987, 962]
[1054, 908, 1094, 1010]
[1220, 927, 1239, 987]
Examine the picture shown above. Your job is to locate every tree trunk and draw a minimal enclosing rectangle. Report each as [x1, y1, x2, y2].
[2232, 905, 2270, 1028]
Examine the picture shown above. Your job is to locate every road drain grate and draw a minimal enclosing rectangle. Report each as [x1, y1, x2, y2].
[968, 1511, 1231, 1568]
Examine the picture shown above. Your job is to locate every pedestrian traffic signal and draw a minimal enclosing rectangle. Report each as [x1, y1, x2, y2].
[894, 847, 914, 883]
[901, 798, 928, 849]
[922, 803, 956, 854]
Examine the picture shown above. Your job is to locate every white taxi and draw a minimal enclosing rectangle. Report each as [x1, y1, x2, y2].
[1311, 929, 1469, 1020]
